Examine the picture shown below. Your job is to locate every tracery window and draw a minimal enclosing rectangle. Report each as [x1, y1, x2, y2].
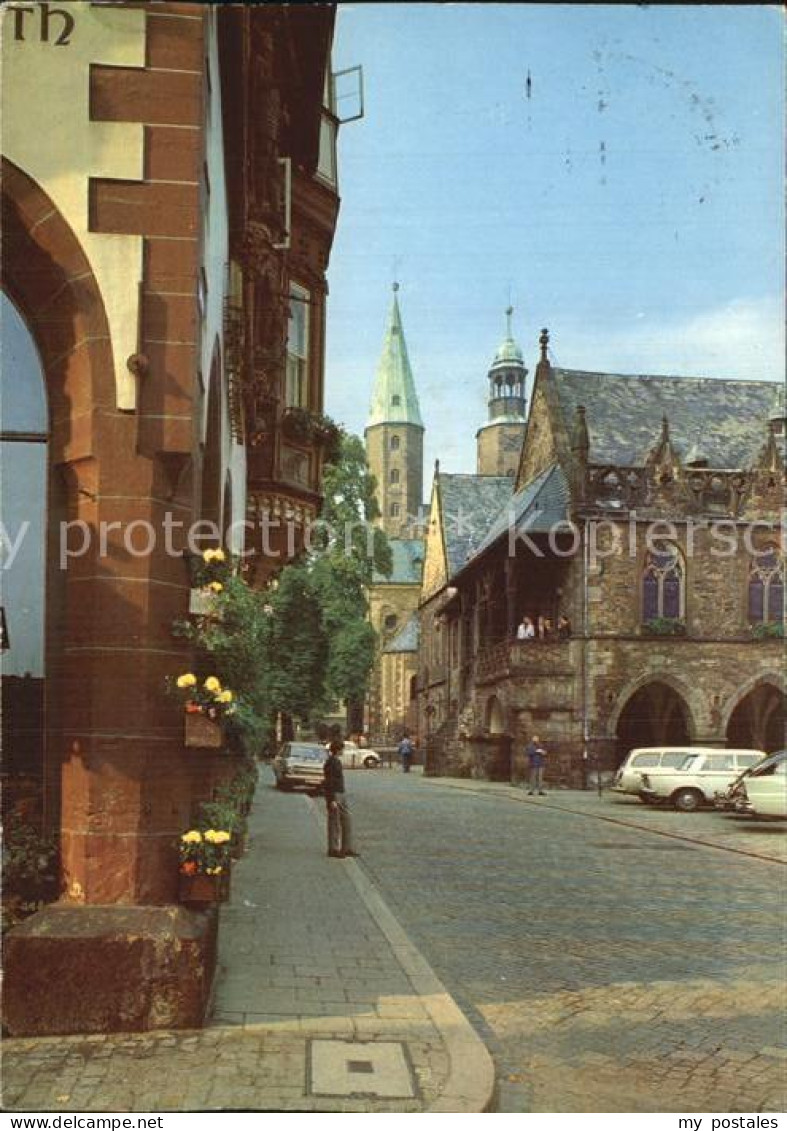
[748, 547, 784, 624]
[642, 544, 684, 621]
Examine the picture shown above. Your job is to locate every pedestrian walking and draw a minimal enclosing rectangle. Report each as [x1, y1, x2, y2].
[398, 731, 415, 773]
[323, 741, 358, 858]
[525, 734, 547, 795]
[516, 615, 535, 640]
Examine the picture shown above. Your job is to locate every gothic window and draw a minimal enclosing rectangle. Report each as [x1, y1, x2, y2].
[390, 468, 400, 484]
[285, 283, 310, 408]
[390, 502, 400, 518]
[642, 544, 684, 621]
[749, 548, 784, 624]
[384, 613, 398, 633]
[390, 435, 400, 451]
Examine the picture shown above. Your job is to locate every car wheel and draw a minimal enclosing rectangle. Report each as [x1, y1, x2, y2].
[672, 787, 703, 812]
[363, 755, 379, 769]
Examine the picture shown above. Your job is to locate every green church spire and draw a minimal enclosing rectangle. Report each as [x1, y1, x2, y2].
[367, 283, 424, 429]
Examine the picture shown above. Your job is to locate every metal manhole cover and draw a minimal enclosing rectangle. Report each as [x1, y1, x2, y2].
[309, 1039, 415, 1098]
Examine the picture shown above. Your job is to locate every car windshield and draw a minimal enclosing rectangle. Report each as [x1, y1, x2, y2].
[287, 745, 326, 761]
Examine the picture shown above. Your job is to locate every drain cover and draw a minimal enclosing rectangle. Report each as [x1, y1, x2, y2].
[310, 1039, 415, 1098]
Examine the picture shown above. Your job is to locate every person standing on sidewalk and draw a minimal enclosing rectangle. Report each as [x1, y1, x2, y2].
[398, 731, 415, 773]
[323, 741, 358, 858]
[525, 734, 548, 795]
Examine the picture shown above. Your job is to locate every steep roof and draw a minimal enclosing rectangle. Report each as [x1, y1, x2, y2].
[372, 538, 424, 585]
[438, 473, 513, 577]
[366, 286, 424, 429]
[552, 369, 783, 469]
[469, 463, 570, 563]
[382, 612, 420, 654]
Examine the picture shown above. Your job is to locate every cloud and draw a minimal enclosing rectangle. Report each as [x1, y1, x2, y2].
[554, 296, 785, 382]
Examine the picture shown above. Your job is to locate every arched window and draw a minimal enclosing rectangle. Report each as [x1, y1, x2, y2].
[390, 435, 400, 451]
[749, 548, 784, 624]
[642, 545, 684, 621]
[390, 468, 400, 484]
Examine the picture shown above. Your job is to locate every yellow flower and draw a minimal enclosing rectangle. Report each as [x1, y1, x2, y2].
[203, 549, 216, 562]
[203, 676, 221, 693]
[181, 830, 202, 844]
[217, 690, 233, 703]
[213, 549, 226, 562]
[213, 831, 231, 844]
[176, 673, 197, 688]
[208, 581, 223, 593]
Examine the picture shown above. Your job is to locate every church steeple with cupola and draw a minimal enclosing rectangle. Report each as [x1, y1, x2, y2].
[476, 306, 528, 477]
[365, 283, 425, 537]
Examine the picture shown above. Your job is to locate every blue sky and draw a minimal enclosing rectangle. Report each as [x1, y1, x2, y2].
[325, 4, 785, 476]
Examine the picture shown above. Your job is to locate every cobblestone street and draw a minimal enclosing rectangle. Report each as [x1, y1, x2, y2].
[349, 771, 787, 1113]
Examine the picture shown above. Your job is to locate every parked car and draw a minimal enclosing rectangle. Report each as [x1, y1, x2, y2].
[273, 742, 326, 792]
[742, 750, 787, 818]
[612, 747, 697, 798]
[638, 747, 765, 811]
[714, 769, 755, 814]
[336, 741, 381, 770]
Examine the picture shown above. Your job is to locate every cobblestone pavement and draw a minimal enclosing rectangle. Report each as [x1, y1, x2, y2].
[348, 771, 787, 1113]
[2, 769, 458, 1113]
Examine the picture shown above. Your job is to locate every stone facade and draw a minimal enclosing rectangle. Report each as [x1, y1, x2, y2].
[418, 335, 786, 784]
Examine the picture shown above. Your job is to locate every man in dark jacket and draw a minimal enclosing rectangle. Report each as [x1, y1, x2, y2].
[525, 734, 547, 795]
[323, 741, 357, 858]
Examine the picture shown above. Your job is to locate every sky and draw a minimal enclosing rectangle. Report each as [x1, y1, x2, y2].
[324, 3, 786, 477]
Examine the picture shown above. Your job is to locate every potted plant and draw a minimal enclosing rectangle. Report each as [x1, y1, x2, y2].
[168, 673, 237, 748]
[281, 406, 314, 443]
[187, 548, 232, 615]
[751, 621, 785, 640]
[178, 828, 232, 904]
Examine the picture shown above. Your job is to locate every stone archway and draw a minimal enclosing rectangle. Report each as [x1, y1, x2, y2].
[726, 682, 785, 753]
[615, 680, 693, 767]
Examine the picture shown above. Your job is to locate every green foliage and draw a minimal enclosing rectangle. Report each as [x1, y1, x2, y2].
[751, 621, 785, 639]
[642, 617, 687, 636]
[171, 433, 392, 737]
[2, 824, 60, 929]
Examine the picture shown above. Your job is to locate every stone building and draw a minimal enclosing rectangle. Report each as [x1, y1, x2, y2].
[365, 283, 424, 539]
[367, 541, 424, 739]
[2, 2, 343, 1033]
[364, 285, 426, 739]
[417, 329, 785, 783]
[476, 307, 528, 477]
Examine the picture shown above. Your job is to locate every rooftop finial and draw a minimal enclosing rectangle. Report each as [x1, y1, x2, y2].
[539, 327, 549, 361]
[392, 280, 400, 293]
[505, 305, 514, 338]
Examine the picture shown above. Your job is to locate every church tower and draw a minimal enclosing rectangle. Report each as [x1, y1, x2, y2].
[365, 284, 424, 537]
[476, 307, 528, 477]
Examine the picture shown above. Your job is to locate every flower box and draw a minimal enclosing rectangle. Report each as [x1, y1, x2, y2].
[184, 712, 224, 749]
[189, 587, 221, 617]
[178, 870, 230, 905]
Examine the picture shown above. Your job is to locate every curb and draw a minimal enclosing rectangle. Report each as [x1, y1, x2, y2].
[306, 796, 496, 1113]
[424, 777, 787, 866]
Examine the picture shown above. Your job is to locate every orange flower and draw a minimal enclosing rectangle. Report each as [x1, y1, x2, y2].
[185, 702, 201, 714]
[180, 861, 198, 875]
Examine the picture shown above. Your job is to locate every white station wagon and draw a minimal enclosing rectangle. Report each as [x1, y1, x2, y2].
[613, 748, 695, 797]
[638, 747, 766, 811]
[743, 751, 787, 818]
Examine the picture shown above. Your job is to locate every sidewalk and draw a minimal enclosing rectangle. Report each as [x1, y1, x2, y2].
[2, 768, 494, 1113]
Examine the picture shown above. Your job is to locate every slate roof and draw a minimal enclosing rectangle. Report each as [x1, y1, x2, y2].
[468, 463, 570, 564]
[552, 369, 783, 470]
[372, 538, 424, 585]
[382, 612, 420, 654]
[438, 473, 513, 577]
